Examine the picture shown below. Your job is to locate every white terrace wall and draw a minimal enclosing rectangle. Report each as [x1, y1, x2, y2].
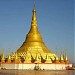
[1, 63, 72, 70]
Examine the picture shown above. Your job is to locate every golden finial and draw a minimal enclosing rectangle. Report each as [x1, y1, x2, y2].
[55, 51, 60, 63]
[33, 0, 36, 7]
[15, 52, 19, 63]
[60, 51, 64, 61]
[15, 52, 18, 59]
[8, 48, 11, 56]
[55, 51, 59, 61]
[65, 50, 68, 61]
[7, 55, 11, 63]
[64, 50, 69, 64]
[1, 49, 5, 63]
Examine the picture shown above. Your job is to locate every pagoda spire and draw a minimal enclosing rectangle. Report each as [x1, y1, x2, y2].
[31, 6, 37, 26]
[28, 2, 38, 34]
[54, 51, 60, 63]
[65, 51, 69, 64]
[34, 0, 36, 8]
[15, 52, 19, 63]
[25, 3, 43, 42]
[65, 50, 68, 61]
[1, 50, 5, 63]
[7, 55, 11, 63]
[60, 51, 65, 63]
[60, 52, 64, 61]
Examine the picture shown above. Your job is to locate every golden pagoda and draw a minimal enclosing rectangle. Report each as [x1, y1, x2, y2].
[0, 2, 73, 70]
[15, 5, 56, 63]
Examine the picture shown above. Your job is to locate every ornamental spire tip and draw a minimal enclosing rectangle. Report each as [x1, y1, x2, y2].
[34, 0, 36, 7]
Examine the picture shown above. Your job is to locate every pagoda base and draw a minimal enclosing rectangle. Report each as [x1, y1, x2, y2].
[1, 63, 72, 70]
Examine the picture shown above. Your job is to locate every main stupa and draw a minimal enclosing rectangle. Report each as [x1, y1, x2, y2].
[15, 5, 56, 63]
[17, 6, 51, 53]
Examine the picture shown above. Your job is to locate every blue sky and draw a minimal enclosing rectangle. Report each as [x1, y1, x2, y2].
[0, 0, 74, 63]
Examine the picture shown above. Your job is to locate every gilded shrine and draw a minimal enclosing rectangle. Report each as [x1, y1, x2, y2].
[0, 4, 72, 70]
